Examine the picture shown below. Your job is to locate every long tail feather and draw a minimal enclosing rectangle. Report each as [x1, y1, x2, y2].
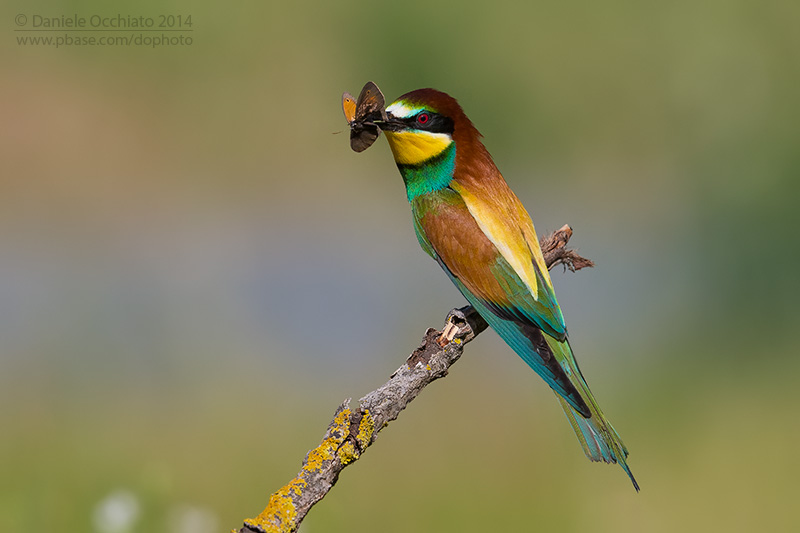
[536, 334, 639, 491]
[537, 332, 640, 491]
[558, 396, 639, 491]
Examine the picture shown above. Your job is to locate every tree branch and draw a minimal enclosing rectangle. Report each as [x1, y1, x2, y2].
[236, 224, 591, 533]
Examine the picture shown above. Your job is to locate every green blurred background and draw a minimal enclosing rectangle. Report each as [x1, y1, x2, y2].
[2, 1, 799, 531]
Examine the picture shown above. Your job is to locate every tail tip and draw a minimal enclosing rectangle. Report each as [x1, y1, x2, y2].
[624, 465, 640, 492]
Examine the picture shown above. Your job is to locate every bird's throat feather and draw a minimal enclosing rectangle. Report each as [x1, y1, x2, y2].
[384, 130, 452, 165]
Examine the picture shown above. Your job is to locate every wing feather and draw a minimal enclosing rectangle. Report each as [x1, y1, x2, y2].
[411, 189, 589, 414]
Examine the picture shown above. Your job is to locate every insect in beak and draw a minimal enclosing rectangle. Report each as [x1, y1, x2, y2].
[342, 81, 387, 152]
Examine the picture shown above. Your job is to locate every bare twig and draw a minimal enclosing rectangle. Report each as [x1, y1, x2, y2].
[540, 224, 595, 272]
[236, 224, 591, 533]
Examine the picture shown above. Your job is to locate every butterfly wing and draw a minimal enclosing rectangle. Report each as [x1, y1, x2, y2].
[342, 92, 357, 124]
[350, 126, 379, 152]
[354, 81, 386, 122]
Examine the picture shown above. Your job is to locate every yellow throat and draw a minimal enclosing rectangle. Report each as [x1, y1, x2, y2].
[384, 130, 452, 165]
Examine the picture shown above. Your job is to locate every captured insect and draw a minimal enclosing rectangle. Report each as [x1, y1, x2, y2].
[342, 81, 387, 152]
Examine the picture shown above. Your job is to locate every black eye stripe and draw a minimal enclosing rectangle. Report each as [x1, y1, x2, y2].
[401, 111, 454, 135]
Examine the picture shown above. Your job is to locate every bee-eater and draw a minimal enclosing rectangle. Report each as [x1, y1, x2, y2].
[376, 88, 639, 491]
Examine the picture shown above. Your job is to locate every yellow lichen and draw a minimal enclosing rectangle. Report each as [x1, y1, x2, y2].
[243, 407, 353, 533]
[337, 440, 359, 464]
[304, 407, 351, 471]
[304, 443, 334, 472]
[245, 477, 306, 533]
[355, 409, 375, 449]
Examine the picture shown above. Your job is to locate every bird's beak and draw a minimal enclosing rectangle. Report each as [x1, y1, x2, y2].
[374, 111, 405, 132]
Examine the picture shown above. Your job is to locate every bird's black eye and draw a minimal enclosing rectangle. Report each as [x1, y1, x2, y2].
[416, 112, 430, 126]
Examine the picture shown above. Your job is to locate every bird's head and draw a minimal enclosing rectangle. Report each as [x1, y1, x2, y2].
[377, 88, 483, 168]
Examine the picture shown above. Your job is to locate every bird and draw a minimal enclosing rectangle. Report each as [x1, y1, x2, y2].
[373, 87, 639, 491]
